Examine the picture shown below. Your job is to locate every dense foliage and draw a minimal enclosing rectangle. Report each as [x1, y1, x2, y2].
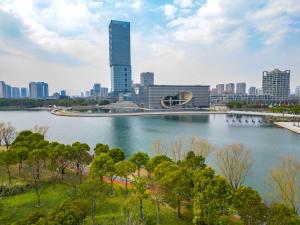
[0, 98, 110, 108]
[0, 128, 300, 225]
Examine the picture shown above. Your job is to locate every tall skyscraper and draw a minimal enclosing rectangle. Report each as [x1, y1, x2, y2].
[216, 84, 225, 94]
[295, 86, 300, 96]
[100, 87, 108, 97]
[29, 82, 49, 99]
[262, 69, 290, 101]
[248, 87, 257, 95]
[12, 87, 20, 98]
[109, 20, 132, 98]
[140, 72, 154, 86]
[225, 83, 235, 94]
[93, 83, 101, 97]
[5, 84, 12, 98]
[236, 82, 246, 95]
[0, 81, 6, 98]
[21, 88, 28, 98]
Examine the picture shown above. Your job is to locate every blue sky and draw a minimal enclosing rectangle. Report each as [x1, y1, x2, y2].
[0, 0, 299, 95]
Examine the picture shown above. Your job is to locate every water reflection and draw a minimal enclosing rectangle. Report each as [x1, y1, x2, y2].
[162, 115, 209, 123]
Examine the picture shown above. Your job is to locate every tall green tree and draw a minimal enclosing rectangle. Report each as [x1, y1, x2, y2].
[233, 186, 267, 225]
[108, 147, 125, 164]
[116, 160, 136, 192]
[14, 147, 29, 176]
[266, 204, 300, 225]
[94, 143, 109, 155]
[132, 177, 149, 224]
[70, 142, 92, 183]
[129, 152, 149, 177]
[0, 149, 17, 184]
[146, 155, 172, 175]
[90, 153, 114, 184]
[193, 167, 233, 225]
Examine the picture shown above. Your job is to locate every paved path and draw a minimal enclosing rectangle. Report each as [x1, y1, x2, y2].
[275, 122, 300, 134]
[229, 110, 300, 118]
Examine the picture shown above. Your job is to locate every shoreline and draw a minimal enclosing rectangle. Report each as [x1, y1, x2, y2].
[275, 122, 300, 134]
[51, 109, 227, 117]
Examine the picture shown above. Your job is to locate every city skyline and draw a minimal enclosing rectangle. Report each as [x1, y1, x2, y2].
[0, 0, 300, 95]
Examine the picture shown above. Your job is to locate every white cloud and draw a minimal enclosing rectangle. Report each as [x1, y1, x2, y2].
[174, 0, 193, 8]
[162, 4, 178, 19]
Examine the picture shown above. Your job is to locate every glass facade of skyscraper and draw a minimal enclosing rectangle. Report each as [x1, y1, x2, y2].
[109, 20, 132, 97]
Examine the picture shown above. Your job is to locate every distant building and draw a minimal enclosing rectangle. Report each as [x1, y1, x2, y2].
[93, 83, 101, 97]
[109, 20, 132, 98]
[140, 72, 154, 87]
[248, 87, 257, 95]
[29, 82, 49, 99]
[100, 87, 108, 97]
[85, 91, 90, 97]
[60, 90, 66, 97]
[216, 84, 225, 94]
[21, 88, 28, 98]
[236, 82, 246, 95]
[12, 87, 20, 98]
[210, 94, 274, 105]
[143, 85, 210, 109]
[257, 88, 263, 96]
[263, 69, 290, 101]
[0, 81, 6, 98]
[225, 83, 235, 94]
[211, 88, 218, 94]
[295, 86, 300, 96]
[6, 84, 12, 98]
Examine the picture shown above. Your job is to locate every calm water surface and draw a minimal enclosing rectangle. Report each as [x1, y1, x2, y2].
[1, 111, 300, 197]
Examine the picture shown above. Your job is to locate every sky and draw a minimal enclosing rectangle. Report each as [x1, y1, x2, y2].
[0, 0, 300, 95]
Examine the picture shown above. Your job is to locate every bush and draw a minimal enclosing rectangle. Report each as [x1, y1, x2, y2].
[13, 212, 45, 225]
[0, 184, 31, 197]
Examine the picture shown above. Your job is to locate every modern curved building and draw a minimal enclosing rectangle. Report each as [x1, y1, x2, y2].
[141, 85, 210, 110]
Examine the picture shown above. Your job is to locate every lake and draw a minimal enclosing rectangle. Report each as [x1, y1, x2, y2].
[1, 110, 300, 197]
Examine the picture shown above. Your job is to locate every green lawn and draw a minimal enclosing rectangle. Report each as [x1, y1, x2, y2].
[0, 183, 192, 225]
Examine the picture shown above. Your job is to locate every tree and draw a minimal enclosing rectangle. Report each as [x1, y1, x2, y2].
[116, 160, 136, 193]
[70, 142, 92, 183]
[159, 167, 193, 218]
[27, 149, 48, 207]
[13, 146, 29, 176]
[145, 155, 172, 175]
[94, 143, 109, 155]
[180, 151, 206, 170]
[1, 122, 17, 149]
[151, 139, 168, 156]
[90, 153, 114, 186]
[108, 147, 125, 164]
[32, 125, 49, 136]
[270, 156, 300, 213]
[79, 178, 107, 225]
[0, 122, 4, 146]
[215, 143, 252, 190]
[47, 142, 61, 189]
[129, 152, 149, 177]
[193, 167, 233, 225]
[132, 177, 149, 224]
[266, 204, 300, 225]
[189, 137, 212, 158]
[233, 186, 267, 225]
[47, 200, 88, 225]
[0, 149, 17, 184]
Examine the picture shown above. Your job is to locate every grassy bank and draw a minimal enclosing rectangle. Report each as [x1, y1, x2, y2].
[0, 183, 191, 225]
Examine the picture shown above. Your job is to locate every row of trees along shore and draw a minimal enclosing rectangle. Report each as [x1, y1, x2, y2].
[0, 124, 300, 225]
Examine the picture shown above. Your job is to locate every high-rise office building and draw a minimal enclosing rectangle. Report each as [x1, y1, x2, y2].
[93, 83, 101, 97]
[295, 86, 300, 96]
[236, 82, 246, 95]
[109, 20, 132, 98]
[216, 84, 225, 94]
[225, 83, 235, 94]
[6, 84, 12, 98]
[262, 69, 290, 101]
[29, 82, 49, 99]
[21, 88, 28, 98]
[12, 87, 20, 98]
[248, 87, 257, 95]
[60, 90, 66, 97]
[100, 87, 108, 97]
[140, 72, 154, 87]
[0, 81, 6, 98]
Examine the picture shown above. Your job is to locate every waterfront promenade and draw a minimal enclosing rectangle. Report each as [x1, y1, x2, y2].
[275, 122, 300, 134]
